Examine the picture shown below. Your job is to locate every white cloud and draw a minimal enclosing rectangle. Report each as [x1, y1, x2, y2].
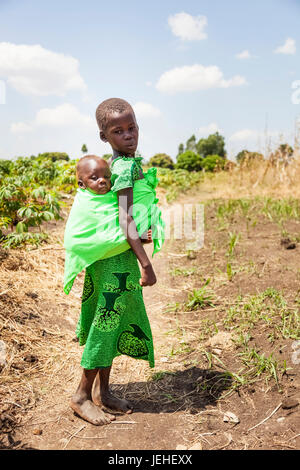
[35, 103, 93, 127]
[0, 42, 87, 96]
[236, 50, 251, 60]
[198, 123, 223, 137]
[229, 128, 281, 143]
[274, 38, 296, 55]
[10, 122, 33, 134]
[168, 12, 207, 41]
[156, 64, 247, 94]
[133, 102, 161, 119]
[229, 129, 259, 142]
[10, 103, 94, 133]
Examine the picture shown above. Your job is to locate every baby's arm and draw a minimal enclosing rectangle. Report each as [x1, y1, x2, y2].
[117, 187, 156, 287]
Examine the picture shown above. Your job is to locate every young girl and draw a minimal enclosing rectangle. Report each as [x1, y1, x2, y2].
[65, 98, 164, 426]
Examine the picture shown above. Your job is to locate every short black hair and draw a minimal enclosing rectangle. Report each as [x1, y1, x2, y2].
[76, 154, 109, 180]
[95, 98, 134, 131]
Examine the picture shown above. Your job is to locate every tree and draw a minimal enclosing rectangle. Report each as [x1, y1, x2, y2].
[177, 143, 184, 156]
[270, 143, 293, 165]
[196, 132, 226, 158]
[176, 151, 203, 171]
[149, 153, 174, 169]
[81, 144, 88, 155]
[186, 135, 197, 152]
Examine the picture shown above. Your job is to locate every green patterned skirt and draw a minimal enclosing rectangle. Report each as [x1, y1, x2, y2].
[76, 249, 155, 370]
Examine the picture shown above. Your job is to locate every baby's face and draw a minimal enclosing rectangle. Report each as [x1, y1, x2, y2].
[100, 110, 139, 157]
[78, 158, 111, 195]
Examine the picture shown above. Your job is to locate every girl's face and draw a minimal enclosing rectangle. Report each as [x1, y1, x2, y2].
[100, 110, 139, 157]
[78, 159, 111, 195]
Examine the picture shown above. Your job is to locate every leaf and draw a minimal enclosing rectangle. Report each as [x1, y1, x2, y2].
[42, 211, 54, 221]
[25, 208, 33, 218]
[16, 221, 28, 233]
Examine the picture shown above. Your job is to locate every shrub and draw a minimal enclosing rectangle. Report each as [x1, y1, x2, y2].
[236, 150, 264, 165]
[176, 151, 203, 172]
[202, 155, 225, 172]
[37, 152, 70, 162]
[0, 159, 13, 177]
[149, 153, 174, 169]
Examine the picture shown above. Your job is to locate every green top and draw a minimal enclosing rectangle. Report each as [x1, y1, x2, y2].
[63, 162, 165, 295]
[110, 156, 144, 192]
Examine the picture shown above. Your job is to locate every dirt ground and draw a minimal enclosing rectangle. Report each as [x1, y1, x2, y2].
[0, 188, 299, 450]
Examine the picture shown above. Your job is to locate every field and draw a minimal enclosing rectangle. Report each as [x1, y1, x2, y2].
[0, 157, 299, 450]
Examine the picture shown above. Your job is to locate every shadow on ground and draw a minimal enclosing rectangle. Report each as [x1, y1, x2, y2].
[110, 366, 232, 414]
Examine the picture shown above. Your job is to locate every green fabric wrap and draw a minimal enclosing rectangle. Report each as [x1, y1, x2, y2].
[63, 167, 165, 295]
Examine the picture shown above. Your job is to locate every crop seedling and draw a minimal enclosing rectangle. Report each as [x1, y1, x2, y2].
[185, 279, 215, 310]
[227, 232, 240, 257]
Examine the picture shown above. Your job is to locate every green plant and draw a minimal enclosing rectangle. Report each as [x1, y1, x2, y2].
[176, 151, 203, 172]
[149, 153, 174, 169]
[196, 132, 226, 158]
[226, 262, 235, 281]
[169, 267, 197, 277]
[227, 232, 240, 257]
[81, 144, 88, 155]
[202, 155, 225, 172]
[149, 370, 175, 382]
[1, 231, 48, 248]
[185, 279, 215, 310]
[0, 178, 62, 247]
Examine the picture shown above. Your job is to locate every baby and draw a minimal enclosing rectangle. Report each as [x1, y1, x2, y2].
[76, 154, 152, 243]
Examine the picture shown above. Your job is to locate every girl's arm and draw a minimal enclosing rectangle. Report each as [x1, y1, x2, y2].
[117, 187, 156, 287]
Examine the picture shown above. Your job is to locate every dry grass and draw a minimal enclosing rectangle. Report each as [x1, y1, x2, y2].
[0, 221, 84, 447]
[199, 150, 300, 201]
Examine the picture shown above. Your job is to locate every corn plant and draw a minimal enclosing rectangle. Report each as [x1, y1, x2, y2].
[185, 279, 216, 310]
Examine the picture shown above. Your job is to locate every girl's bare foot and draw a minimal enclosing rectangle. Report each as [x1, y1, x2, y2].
[70, 393, 116, 425]
[92, 389, 133, 414]
[101, 391, 133, 414]
[92, 368, 133, 414]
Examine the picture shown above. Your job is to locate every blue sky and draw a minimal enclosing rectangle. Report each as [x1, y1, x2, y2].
[0, 0, 299, 161]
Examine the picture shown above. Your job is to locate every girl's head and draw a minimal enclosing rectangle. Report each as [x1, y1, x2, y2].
[95, 98, 139, 157]
[76, 155, 111, 195]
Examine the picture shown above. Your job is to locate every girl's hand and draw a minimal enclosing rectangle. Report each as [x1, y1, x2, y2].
[141, 229, 152, 244]
[139, 264, 157, 287]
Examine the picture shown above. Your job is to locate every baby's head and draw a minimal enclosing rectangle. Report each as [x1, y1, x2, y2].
[76, 155, 111, 195]
[95, 98, 139, 157]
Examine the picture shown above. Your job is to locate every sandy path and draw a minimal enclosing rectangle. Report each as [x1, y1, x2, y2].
[12, 233, 195, 450]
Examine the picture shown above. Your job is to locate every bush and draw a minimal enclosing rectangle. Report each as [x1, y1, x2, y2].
[149, 153, 174, 169]
[37, 152, 70, 162]
[236, 150, 264, 165]
[0, 159, 13, 176]
[176, 151, 203, 172]
[202, 155, 225, 172]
